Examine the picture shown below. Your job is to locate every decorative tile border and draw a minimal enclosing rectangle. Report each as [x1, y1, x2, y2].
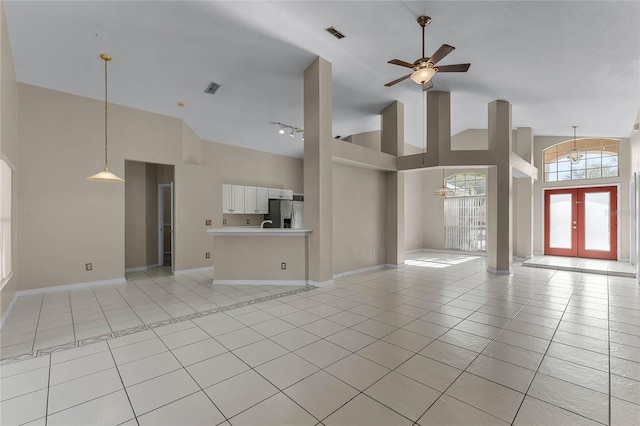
[0, 285, 315, 365]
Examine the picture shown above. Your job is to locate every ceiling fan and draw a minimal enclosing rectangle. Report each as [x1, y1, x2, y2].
[385, 15, 470, 91]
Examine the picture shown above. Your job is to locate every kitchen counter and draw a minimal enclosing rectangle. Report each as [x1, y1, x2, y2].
[207, 227, 312, 285]
[208, 227, 312, 236]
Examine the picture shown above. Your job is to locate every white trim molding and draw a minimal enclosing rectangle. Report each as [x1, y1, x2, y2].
[213, 279, 309, 286]
[0, 293, 18, 329]
[487, 267, 512, 275]
[333, 264, 387, 279]
[124, 264, 161, 273]
[15, 277, 126, 297]
[307, 279, 333, 287]
[174, 267, 214, 275]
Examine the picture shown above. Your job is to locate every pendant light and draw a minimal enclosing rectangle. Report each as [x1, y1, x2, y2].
[87, 54, 124, 182]
[434, 169, 454, 198]
[567, 125, 583, 164]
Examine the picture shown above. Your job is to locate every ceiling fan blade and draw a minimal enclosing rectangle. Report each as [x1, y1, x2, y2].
[384, 74, 412, 87]
[388, 59, 415, 69]
[422, 80, 434, 91]
[428, 44, 455, 65]
[436, 63, 471, 73]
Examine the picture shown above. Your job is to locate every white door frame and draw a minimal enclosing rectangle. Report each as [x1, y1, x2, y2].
[158, 183, 174, 271]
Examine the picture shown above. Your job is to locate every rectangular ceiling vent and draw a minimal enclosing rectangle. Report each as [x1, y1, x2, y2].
[325, 26, 345, 39]
[204, 82, 220, 95]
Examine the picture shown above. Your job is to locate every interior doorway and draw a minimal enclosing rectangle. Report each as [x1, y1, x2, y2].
[125, 161, 175, 275]
[544, 186, 617, 260]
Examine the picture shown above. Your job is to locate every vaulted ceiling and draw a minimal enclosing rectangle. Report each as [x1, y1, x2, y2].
[4, 1, 639, 158]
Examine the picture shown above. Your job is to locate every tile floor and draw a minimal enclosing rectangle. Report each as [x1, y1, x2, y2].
[1, 252, 639, 425]
[523, 255, 636, 278]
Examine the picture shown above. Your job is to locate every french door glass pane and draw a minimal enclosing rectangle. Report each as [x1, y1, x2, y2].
[549, 194, 573, 249]
[584, 192, 610, 251]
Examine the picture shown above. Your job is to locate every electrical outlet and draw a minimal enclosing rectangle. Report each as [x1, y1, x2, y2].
[246, 219, 250, 225]
[223, 218, 227, 225]
[85, 263, 92, 271]
[205, 252, 211, 259]
[205, 219, 212, 226]
[281, 262, 286, 270]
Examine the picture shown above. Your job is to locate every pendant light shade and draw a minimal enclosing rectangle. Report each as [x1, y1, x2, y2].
[434, 169, 454, 198]
[87, 53, 124, 183]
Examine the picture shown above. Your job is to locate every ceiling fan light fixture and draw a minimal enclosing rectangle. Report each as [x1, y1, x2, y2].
[278, 124, 285, 134]
[410, 64, 436, 84]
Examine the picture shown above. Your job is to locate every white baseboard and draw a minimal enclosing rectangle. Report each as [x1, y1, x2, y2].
[333, 264, 387, 279]
[1, 293, 18, 330]
[125, 263, 161, 273]
[386, 263, 405, 269]
[410, 248, 488, 257]
[174, 267, 214, 275]
[307, 279, 333, 287]
[15, 277, 126, 297]
[487, 267, 512, 275]
[213, 279, 308, 286]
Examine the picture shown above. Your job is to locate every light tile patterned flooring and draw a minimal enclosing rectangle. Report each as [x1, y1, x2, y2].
[523, 255, 636, 277]
[1, 252, 639, 425]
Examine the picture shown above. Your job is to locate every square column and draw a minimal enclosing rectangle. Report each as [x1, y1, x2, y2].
[487, 100, 513, 274]
[381, 102, 405, 267]
[515, 127, 534, 260]
[426, 91, 451, 161]
[303, 57, 333, 286]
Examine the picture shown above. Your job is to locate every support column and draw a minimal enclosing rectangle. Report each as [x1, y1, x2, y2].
[303, 57, 333, 286]
[426, 91, 451, 163]
[515, 127, 534, 260]
[381, 101, 405, 267]
[487, 100, 513, 274]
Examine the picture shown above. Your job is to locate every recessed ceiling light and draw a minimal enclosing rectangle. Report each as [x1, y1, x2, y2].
[177, 102, 186, 108]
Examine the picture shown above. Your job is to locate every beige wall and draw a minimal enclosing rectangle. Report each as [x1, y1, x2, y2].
[404, 169, 426, 251]
[124, 161, 147, 269]
[0, 0, 18, 320]
[533, 135, 631, 260]
[332, 163, 386, 274]
[16, 84, 303, 290]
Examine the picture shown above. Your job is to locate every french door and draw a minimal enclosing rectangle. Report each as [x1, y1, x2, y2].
[544, 186, 617, 260]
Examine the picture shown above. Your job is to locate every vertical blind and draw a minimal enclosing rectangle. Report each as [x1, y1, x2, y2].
[1, 159, 11, 283]
[444, 196, 486, 252]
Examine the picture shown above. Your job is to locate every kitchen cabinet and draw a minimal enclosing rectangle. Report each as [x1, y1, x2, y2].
[245, 186, 269, 214]
[268, 188, 294, 200]
[222, 184, 245, 214]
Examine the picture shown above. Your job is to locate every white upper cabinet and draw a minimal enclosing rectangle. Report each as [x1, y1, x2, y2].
[244, 186, 269, 214]
[268, 188, 293, 200]
[223, 184, 245, 214]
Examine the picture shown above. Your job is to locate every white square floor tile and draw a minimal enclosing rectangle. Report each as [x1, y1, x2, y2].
[527, 372, 609, 424]
[396, 354, 462, 392]
[158, 326, 211, 350]
[50, 350, 115, 386]
[382, 328, 434, 353]
[467, 354, 536, 393]
[255, 352, 319, 389]
[284, 370, 359, 420]
[351, 319, 397, 338]
[325, 328, 376, 352]
[325, 353, 390, 391]
[270, 328, 320, 351]
[137, 391, 225, 426]
[47, 367, 123, 414]
[0, 388, 48, 426]
[538, 355, 609, 394]
[356, 339, 413, 369]
[186, 352, 250, 388]
[46, 390, 135, 426]
[294, 339, 351, 368]
[110, 338, 168, 365]
[170, 338, 228, 366]
[418, 394, 509, 426]
[50, 341, 109, 365]
[300, 318, 346, 338]
[205, 369, 279, 418]
[513, 395, 601, 426]
[0, 355, 49, 378]
[365, 371, 441, 421]
[232, 338, 288, 367]
[117, 351, 182, 387]
[229, 392, 317, 425]
[0, 366, 49, 401]
[445, 372, 525, 423]
[324, 393, 412, 426]
[419, 340, 478, 370]
[248, 317, 296, 338]
[214, 327, 264, 350]
[126, 369, 200, 416]
[611, 397, 640, 426]
[481, 340, 543, 371]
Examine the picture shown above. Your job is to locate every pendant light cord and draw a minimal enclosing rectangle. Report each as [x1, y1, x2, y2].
[104, 57, 109, 169]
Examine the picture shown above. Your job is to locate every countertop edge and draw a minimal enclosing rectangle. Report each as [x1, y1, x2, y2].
[208, 228, 312, 236]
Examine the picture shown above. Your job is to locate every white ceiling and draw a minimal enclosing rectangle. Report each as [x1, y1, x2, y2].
[4, 1, 639, 158]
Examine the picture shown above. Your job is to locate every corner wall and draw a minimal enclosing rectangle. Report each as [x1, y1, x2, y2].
[0, 0, 19, 320]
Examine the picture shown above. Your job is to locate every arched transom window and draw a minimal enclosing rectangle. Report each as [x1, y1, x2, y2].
[444, 173, 486, 197]
[543, 138, 618, 182]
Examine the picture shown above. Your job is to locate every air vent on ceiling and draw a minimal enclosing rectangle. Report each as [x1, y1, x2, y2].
[325, 26, 345, 39]
[204, 82, 220, 95]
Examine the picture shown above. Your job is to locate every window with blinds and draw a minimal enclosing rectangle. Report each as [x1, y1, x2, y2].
[1, 159, 12, 285]
[443, 173, 486, 252]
